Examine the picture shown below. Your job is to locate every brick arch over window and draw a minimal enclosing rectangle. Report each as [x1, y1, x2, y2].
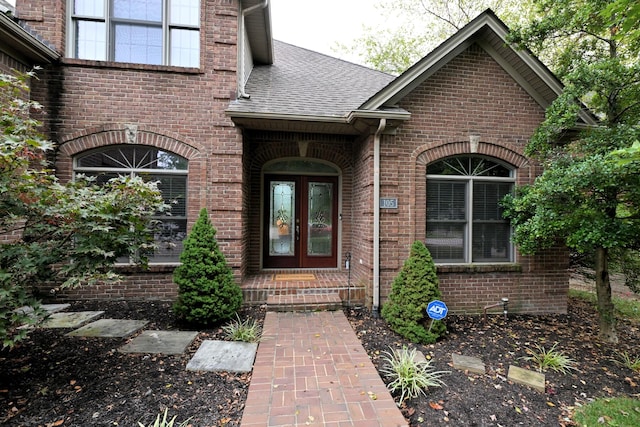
[410, 140, 531, 241]
[56, 125, 201, 182]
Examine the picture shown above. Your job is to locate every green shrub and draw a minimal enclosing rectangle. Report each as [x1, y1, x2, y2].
[222, 314, 261, 343]
[380, 346, 449, 404]
[173, 208, 242, 325]
[381, 241, 446, 344]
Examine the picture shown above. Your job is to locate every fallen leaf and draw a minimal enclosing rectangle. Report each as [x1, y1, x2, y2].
[546, 401, 555, 407]
[429, 401, 443, 410]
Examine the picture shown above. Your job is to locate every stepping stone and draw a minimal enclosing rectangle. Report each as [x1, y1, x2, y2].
[66, 319, 148, 338]
[15, 303, 71, 315]
[119, 330, 199, 355]
[452, 353, 486, 374]
[40, 311, 105, 329]
[186, 340, 257, 373]
[508, 365, 545, 393]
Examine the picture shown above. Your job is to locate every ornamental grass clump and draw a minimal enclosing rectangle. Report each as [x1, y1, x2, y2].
[173, 208, 243, 326]
[138, 408, 191, 427]
[222, 314, 262, 343]
[381, 241, 446, 344]
[380, 345, 449, 404]
[521, 342, 577, 374]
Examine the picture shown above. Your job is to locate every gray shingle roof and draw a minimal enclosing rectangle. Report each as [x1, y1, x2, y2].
[227, 41, 394, 118]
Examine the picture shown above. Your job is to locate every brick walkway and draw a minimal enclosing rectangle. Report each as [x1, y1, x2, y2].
[240, 311, 408, 427]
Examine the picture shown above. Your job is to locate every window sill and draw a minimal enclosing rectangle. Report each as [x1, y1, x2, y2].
[436, 264, 521, 274]
[61, 58, 203, 74]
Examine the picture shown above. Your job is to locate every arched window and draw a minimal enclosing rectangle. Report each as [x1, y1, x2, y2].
[75, 145, 188, 263]
[426, 155, 514, 263]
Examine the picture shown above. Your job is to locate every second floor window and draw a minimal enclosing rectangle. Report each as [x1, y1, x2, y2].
[70, 0, 200, 67]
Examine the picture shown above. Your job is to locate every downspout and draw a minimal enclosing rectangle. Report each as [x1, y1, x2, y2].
[238, 0, 268, 99]
[372, 118, 386, 317]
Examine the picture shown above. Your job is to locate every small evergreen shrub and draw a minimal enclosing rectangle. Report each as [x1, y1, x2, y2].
[173, 208, 243, 325]
[381, 241, 446, 344]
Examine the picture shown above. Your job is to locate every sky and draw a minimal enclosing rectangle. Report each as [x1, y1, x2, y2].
[270, 0, 392, 64]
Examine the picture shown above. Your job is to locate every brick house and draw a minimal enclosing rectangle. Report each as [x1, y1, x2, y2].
[2, 1, 596, 314]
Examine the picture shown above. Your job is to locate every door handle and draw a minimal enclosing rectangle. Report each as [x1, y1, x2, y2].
[296, 225, 300, 240]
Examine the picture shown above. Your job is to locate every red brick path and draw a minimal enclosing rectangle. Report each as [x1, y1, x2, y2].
[241, 311, 408, 427]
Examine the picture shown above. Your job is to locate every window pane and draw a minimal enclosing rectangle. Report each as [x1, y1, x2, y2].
[78, 146, 188, 170]
[470, 157, 512, 177]
[427, 224, 465, 262]
[150, 218, 186, 262]
[427, 181, 466, 220]
[427, 180, 467, 262]
[170, 29, 199, 67]
[114, 24, 162, 65]
[114, 0, 162, 21]
[473, 182, 511, 221]
[75, 21, 107, 60]
[74, 0, 105, 17]
[146, 174, 187, 217]
[170, 0, 199, 26]
[472, 222, 511, 262]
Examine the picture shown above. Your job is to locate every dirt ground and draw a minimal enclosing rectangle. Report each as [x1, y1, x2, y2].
[1, 274, 639, 426]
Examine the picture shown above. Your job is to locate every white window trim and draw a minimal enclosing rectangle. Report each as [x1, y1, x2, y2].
[66, 0, 200, 67]
[426, 158, 516, 265]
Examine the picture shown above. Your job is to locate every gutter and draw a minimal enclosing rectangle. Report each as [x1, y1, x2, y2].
[238, 0, 269, 99]
[0, 13, 59, 64]
[372, 118, 386, 317]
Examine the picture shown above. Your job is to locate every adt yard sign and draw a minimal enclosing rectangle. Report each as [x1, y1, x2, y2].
[427, 300, 448, 320]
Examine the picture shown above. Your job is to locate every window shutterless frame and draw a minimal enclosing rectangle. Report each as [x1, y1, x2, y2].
[426, 155, 515, 264]
[67, 0, 200, 67]
[74, 145, 188, 264]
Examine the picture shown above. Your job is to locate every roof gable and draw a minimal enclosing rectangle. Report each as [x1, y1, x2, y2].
[360, 9, 596, 127]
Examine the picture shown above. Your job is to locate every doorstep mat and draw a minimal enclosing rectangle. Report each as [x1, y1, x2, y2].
[273, 273, 316, 281]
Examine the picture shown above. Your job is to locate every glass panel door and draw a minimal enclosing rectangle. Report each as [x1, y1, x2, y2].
[307, 182, 333, 256]
[263, 175, 338, 269]
[268, 181, 295, 257]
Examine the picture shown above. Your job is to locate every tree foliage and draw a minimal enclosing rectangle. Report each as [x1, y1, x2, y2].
[172, 208, 242, 326]
[381, 241, 446, 344]
[335, 0, 535, 74]
[503, 0, 640, 343]
[1, 70, 167, 348]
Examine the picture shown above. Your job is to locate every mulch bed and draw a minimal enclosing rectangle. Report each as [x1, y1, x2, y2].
[1, 296, 639, 426]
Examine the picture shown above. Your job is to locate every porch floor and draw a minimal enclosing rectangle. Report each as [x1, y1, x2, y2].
[241, 271, 364, 307]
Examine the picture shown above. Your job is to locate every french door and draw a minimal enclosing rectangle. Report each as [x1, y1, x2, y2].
[263, 175, 338, 268]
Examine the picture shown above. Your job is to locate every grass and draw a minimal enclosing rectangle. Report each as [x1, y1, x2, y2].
[379, 346, 449, 404]
[569, 289, 640, 322]
[521, 342, 577, 374]
[573, 397, 640, 427]
[221, 314, 262, 343]
[612, 351, 640, 373]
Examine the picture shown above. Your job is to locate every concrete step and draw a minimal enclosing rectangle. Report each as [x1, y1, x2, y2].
[266, 293, 342, 312]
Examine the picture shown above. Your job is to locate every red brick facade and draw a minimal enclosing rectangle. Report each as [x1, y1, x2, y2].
[8, 1, 568, 313]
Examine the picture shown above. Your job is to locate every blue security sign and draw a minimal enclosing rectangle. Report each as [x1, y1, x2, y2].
[427, 300, 448, 320]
